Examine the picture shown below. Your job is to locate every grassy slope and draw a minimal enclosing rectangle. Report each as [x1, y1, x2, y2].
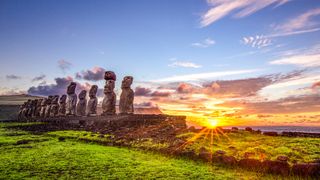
[47, 129, 320, 165]
[177, 130, 320, 164]
[0, 123, 280, 180]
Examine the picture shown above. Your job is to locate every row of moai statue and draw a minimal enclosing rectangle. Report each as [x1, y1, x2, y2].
[18, 71, 134, 120]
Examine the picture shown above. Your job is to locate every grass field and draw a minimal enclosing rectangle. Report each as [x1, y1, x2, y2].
[177, 130, 320, 164]
[45, 128, 320, 165]
[0, 122, 287, 179]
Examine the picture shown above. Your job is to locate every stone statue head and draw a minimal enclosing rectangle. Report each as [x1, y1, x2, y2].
[104, 80, 115, 93]
[32, 99, 37, 106]
[59, 95, 67, 104]
[52, 95, 59, 104]
[121, 76, 133, 89]
[78, 90, 87, 99]
[41, 98, 47, 106]
[104, 71, 116, 81]
[67, 82, 77, 95]
[89, 85, 98, 98]
[47, 95, 53, 105]
[37, 99, 43, 107]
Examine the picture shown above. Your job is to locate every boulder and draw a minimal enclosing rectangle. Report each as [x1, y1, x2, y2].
[238, 159, 263, 171]
[222, 155, 237, 166]
[263, 131, 278, 136]
[199, 147, 211, 162]
[215, 150, 226, 156]
[277, 155, 288, 162]
[292, 163, 320, 177]
[262, 160, 290, 176]
[245, 127, 253, 132]
[231, 127, 238, 131]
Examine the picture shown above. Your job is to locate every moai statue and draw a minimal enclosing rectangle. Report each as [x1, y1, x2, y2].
[45, 95, 53, 117]
[39, 98, 48, 117]
[22, 99, 32, 118]
[102, 71, 117, 115]
[50, 95, 60, 117]
[18, 102, 27, 120]
[119, 76, 134, 114]
[76, 90, 87, 116]
[87, 85, 98, 116]
[34, 99, 43, 117]
[58, 95, 67, 116]
[66, 82, 77, 116]
[31, 99, 38, 118]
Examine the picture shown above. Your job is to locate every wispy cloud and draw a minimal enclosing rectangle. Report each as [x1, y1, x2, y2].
[6, 74, 21, 80]
[31, 74, 46, 82]
[201, 0, 290, 27]
[275, 7, 320, 33]
[242, 35, 272, 48]
[154, 69, 259, 82]
[269, 43, 320, 67]
[191, 38, 215, 48]
[168, 61, 202, 68]
[58, 59, 72, 72]
[270, 54, 320, 67]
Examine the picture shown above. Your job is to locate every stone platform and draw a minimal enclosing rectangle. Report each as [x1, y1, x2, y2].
[28, 114, 187, 130]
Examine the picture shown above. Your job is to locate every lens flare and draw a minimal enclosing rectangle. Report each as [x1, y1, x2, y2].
[207, 119, 218, 129]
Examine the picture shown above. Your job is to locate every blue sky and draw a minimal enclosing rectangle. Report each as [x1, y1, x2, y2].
[1, 0, 320, 125]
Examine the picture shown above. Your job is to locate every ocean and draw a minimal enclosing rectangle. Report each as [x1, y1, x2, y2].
[224, 126, 320, 133]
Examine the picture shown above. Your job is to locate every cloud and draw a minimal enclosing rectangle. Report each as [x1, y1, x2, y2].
[6, 74, 21, 80]
[134, 101, 154, 107]
[312, 81, 320, 89]
[58, 59, 72, 72]
[168, 61, 202, 68]
[177, 83, 196, 94]
[28, 76, 73, 96]
[191, 38, 215, 48]
[242, 35, 272, 48]
[135, 87, 152, 96]
[154, 69, 259, 82]
[75, 66, 105, 81]
[0, 88, 26, 95]
[27, 76, 101, 96]
[221, 94, 320, 114]
[31, 74, 46, 82]
[275, 8, 320, 33]
[270, 54, 320, 67]
[201, 0, 290, 27]
[150, 91, 171, 97]
[269, 43, 320, 67]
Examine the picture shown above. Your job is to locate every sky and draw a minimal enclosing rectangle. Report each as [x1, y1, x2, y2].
[1, 0, 320, 127]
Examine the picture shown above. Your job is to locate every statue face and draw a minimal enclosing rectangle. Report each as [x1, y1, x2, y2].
[52, 95, 59, 104]
[67, 82, 77, 95]
[104, 71, 116, 81]
[41, 98, 47, 106]
[59, 95, 67, 103]
[89, 85, 98, 97]
[121, 76, 133, 88]
[104, 80, 115, 93]
[37, 99, 43, 106]
[78, 90, 87, 99]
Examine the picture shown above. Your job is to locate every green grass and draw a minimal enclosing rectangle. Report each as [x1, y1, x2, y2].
[178, 130, 320, 164]
[45, 127, 320, 164]
[0, 123, 285, 179]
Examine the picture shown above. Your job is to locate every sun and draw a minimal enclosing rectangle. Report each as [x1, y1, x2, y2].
[207, 119, 218, 129]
